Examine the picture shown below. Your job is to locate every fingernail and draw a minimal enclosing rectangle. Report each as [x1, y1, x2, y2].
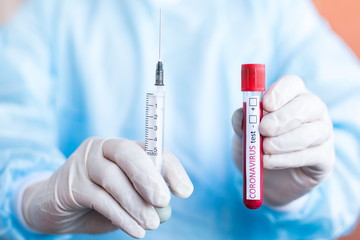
[144, 210, 160, 230]
[132, 225, 146, 239]
[174, 180, 194, 199]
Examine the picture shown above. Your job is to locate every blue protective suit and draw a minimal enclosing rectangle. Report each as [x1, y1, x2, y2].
[1, 0, 360, 239]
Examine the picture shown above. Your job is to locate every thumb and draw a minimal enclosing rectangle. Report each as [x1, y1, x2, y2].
[232, 108, 243, 137]
[263, 75, 307, 112]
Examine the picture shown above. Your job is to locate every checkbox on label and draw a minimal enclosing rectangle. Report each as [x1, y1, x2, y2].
[249, 115, 257, 124]
[249, 98, 257, 106]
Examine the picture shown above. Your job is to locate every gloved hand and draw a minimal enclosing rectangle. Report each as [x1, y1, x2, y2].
[232, 75, 335, 208]
[21, 138, 193, 238]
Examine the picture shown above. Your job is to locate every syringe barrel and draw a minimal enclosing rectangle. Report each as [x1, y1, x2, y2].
[145, 87, 165, 174]
[241, 64, 265, 210]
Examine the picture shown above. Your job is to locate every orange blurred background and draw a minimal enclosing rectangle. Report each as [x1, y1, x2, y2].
[314, 0, 360, 59]
[313, 1, 360, 239]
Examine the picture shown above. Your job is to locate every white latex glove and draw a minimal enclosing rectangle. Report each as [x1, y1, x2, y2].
[232, 75, 335, 208]
[21, 138, 193, 238]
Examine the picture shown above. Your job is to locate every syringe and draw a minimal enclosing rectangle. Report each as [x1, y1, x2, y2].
[145, 9, 165, 174]
[145, 10, 171, 223]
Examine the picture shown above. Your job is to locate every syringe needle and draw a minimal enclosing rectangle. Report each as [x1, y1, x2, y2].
[155, 9, 164, 86]
[159, 9, 162, 60]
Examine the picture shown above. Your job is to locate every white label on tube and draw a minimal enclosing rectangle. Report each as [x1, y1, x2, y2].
[245, 95, 261, 200]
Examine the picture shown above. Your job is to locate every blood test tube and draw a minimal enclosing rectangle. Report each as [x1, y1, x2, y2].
[241, 64, 265, 209]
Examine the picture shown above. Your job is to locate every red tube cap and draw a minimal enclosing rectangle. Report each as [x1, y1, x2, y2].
[241, 64, 265, 91]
